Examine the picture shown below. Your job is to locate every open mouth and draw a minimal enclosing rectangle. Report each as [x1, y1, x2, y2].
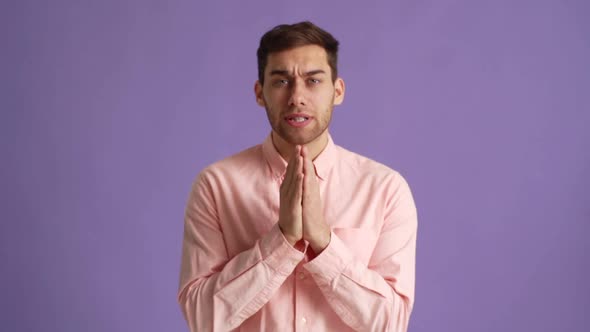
[285, 115, 312, 127]
[286, 116, 309, 123]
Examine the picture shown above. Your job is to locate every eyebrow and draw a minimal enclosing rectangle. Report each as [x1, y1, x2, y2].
[269, 69, 327, 77]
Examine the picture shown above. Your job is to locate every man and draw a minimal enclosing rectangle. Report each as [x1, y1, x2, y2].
[178, 21, 417, 332]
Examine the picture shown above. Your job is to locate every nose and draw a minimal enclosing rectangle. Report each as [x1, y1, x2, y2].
[288, 79, 306, 107]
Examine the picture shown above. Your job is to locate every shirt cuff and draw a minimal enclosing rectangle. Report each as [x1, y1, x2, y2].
[260, 223, 305, 275]
[303, 231, 354, 283]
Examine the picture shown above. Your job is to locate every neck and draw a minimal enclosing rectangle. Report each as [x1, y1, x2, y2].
[271, 131, 329, 161]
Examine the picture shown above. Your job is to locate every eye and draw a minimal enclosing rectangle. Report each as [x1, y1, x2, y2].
[308, 78, 321, 84]
[272, 79, 290, 87]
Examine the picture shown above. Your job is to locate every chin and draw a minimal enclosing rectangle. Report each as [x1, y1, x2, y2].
[284, 132, 322, 146]
[273, 123, 328, 146]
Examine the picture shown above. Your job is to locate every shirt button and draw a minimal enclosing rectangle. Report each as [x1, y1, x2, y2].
[297, 272, 306, 280]
[301, 317, 307, 324]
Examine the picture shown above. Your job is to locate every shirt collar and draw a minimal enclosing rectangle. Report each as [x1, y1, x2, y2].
[262, 132, 337, 181]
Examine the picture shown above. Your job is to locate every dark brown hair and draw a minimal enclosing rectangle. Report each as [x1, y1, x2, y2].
[256, 21, 340, 85]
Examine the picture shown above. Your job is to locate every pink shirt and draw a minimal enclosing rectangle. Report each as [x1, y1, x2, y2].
[178, 133, 417, 331]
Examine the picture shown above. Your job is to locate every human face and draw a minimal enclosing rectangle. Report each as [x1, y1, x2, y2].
[255, 45, 345, 147]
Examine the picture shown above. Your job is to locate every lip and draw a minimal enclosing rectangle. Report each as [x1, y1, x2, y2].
[284, 113, 313, 128]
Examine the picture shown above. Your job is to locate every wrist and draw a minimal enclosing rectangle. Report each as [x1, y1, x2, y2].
[279, 224, 300, 246]
[309, 231, 331, 254]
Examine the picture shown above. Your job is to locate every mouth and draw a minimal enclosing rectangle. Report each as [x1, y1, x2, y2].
[284, 114, 312, 128]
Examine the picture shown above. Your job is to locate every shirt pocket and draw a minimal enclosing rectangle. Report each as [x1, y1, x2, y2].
[332, 227, 378, 266]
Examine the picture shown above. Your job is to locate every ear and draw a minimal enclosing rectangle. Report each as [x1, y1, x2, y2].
[333, 77, 345, 106]
[254, 80, 266, 107]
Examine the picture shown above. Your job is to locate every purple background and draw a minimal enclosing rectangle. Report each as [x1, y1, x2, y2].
[2, 0, 589, 331]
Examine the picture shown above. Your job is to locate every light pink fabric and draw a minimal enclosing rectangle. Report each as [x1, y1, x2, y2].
[178, 133, 417, 331]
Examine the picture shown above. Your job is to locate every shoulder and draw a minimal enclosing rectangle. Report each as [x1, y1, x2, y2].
[196, 144, 266, 187]
[335, 144, 407, 185]
[335, 145, 417, 213]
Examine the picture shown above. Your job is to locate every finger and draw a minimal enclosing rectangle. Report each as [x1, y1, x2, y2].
[295, 156, 303, 200]
[287, 155, 303, 200]
[301, 146, 308, 174]
[286, 146, 302, 191]
[301, 146, 313, 176]
[303, 153, 315, 180]
[284, 162, 302, 210]
[301, 145, 308, 158]
[282, 145, 299, 190]
[297, 153, 303, 179]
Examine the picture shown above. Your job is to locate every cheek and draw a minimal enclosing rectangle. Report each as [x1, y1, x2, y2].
[315, 96, 333, 112]
[265, 92, 286, 107]
[315, 87, 335, 103]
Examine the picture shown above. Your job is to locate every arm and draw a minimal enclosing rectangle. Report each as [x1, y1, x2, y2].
[177, 172, 304, 332]
[303, 174, 417, 332]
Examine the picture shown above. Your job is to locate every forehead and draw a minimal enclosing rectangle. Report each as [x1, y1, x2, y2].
[265, 44, 330, 73]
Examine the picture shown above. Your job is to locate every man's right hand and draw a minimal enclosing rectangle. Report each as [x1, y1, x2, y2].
[278, 145, 303, 246]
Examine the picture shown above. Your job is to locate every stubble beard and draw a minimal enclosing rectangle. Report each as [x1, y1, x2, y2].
[265, 105, 334, 146]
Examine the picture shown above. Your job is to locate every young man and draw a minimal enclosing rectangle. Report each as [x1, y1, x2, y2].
[178, 21, 417, 332]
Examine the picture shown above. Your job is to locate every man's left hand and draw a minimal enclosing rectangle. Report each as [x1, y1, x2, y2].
[301, 146, 331, 253]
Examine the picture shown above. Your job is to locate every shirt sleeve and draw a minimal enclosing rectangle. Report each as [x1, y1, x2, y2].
[303, 172, 417, 332]
[177, 171, 305, 332]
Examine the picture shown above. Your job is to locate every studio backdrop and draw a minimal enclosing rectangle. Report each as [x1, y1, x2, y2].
[2, 0, 588, 331]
